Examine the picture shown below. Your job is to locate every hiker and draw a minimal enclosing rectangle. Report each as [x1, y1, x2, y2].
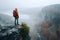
[13, 8, 19, 25]
[18, 22, 30, 40]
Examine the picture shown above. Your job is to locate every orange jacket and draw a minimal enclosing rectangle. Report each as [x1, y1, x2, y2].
[13, 10, 19, 18]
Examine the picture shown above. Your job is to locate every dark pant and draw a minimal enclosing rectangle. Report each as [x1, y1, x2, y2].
[15, 17, 19, 25]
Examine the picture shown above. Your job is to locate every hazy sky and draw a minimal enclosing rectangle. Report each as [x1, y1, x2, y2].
[0, 0, 60, 9]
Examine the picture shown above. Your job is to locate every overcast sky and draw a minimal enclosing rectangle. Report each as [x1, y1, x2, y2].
[0, 0, 60, 9]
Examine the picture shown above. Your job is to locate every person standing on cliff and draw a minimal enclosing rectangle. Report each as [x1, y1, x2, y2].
[13, 8, 19, 25]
